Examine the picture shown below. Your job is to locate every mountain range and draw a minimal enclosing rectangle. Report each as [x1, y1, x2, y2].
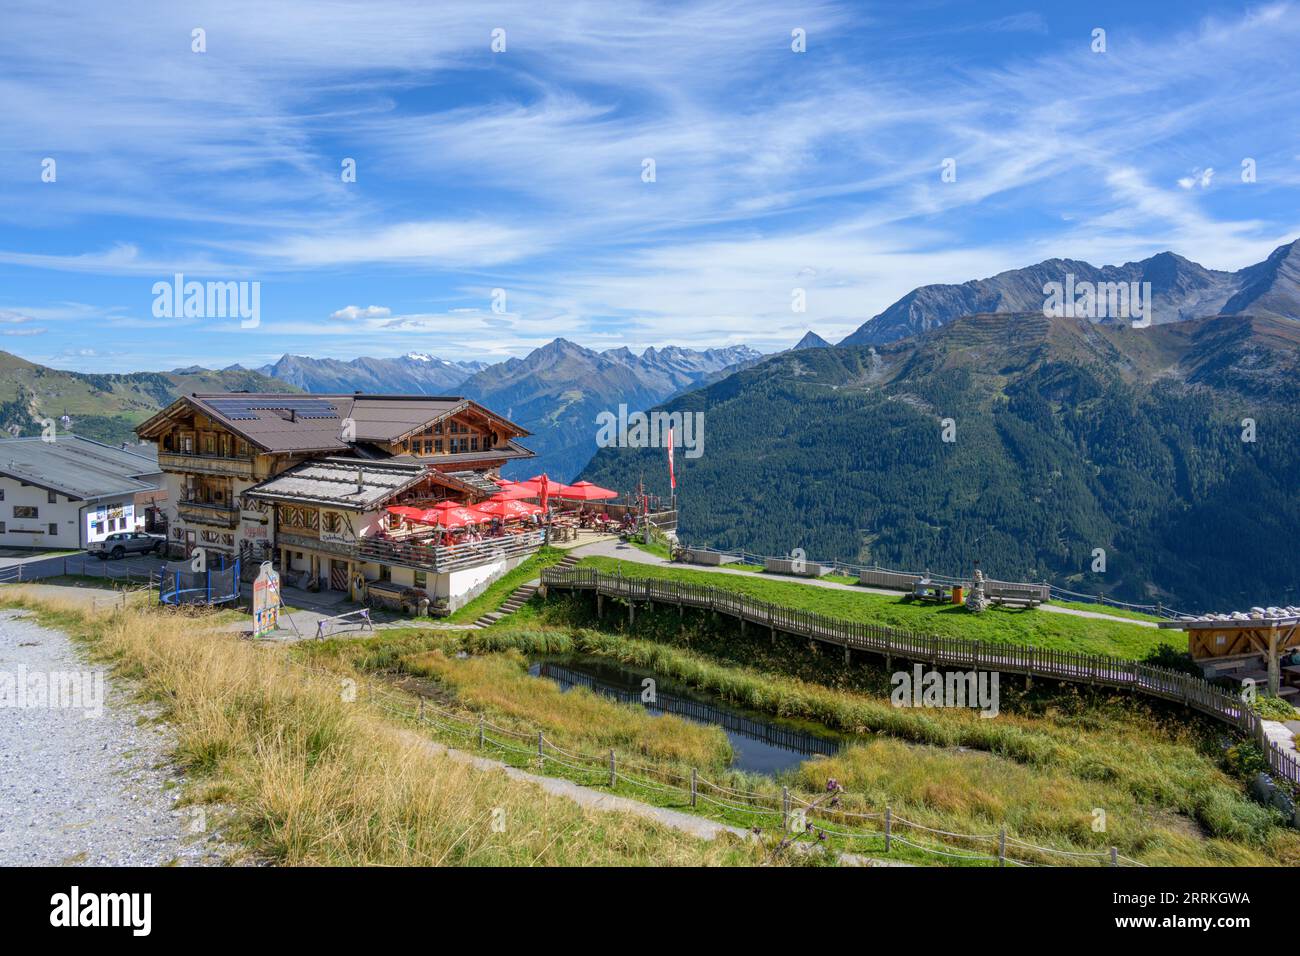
[0, 351, 291, 444]
[583, 310, 1300, 610]
[457, 340, 759, 479]
[253, 352, 487, 393]
[840, 238, 1300, 345]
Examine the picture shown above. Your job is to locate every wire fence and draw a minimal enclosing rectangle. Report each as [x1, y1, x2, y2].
[543, 567, 1300, 789]
[347, 672, 1145, 868]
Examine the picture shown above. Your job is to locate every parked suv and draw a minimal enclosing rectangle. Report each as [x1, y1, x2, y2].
[88, 531, 165, 560]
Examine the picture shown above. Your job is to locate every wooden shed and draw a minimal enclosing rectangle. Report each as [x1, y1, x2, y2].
[1158, 615, 1300, 696]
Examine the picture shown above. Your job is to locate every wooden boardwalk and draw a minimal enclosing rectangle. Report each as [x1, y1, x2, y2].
[541, 567, 1300, 786]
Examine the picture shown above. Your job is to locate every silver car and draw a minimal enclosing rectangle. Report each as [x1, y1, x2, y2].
[88, 531, 165, 560]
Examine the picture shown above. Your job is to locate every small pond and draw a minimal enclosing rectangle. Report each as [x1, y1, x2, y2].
[528, 656, 842, 775]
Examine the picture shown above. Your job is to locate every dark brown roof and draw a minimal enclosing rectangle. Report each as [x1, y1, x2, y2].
[136, 392, 531, 455]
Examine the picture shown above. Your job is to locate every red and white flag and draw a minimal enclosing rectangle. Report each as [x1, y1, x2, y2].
[667, 427, 676, 491]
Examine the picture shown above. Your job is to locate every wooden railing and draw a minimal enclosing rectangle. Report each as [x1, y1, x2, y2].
[159, 451, 256, 478]
[355, 530, 545, 573]
[541, 567, 1300, 786]
[177, 499, 239, 528]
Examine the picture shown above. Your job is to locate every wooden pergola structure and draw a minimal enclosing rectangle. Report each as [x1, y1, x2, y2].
[1158, 616, 1300, 695]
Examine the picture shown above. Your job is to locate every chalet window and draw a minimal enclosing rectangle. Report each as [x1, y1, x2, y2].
[422, 439, 433, 454]
[47, 490, 57, 503]
[13, 506, 37, 519]
[204, 434, 216, 454]
[0, 521, 5, 533]
[434, 439, 443, 453]
[48, 523, 57, 536]
[0, 488, 5, 500]
[181, 435, 193, 453]
[434, 422, 443, 435]
[470, 436, 479, 451]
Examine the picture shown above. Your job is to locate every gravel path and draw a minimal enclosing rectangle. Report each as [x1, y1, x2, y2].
[0, 609, 227, 866]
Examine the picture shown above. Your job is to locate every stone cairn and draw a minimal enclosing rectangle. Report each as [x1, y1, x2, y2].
[965, 567, 990, 614]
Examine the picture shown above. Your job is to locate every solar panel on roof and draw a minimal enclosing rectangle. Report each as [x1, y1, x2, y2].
[208, 398, 340, 420]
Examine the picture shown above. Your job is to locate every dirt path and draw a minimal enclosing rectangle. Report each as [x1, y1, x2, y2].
[399, 729, 907, 866]
[0, 609, 227, 865]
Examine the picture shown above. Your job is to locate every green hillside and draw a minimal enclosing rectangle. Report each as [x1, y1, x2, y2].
[0, 351, 295, 444]
[583, 313, 1300, 612]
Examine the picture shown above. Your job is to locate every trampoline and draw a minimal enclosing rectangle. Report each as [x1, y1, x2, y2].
[159, 553, 242, 606]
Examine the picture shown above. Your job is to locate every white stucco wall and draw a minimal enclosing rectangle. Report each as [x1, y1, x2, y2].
[0, 478, 142, 549]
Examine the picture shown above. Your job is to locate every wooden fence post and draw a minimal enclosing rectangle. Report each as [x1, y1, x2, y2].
[478, 714, 485, 749]
[537, 731, 544, 764]
[998, 826, 1006, 866]
[1110, 846, 1118, 866]
[609, 749, 616, 788]
[691, 768, 697, 807]
[884, 806, 892, 852]
[782, 787, 790, 831]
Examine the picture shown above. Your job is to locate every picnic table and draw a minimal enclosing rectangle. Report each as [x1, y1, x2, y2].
[912, 580, 952, 604]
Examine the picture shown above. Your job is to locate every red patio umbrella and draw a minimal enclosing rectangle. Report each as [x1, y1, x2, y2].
[429, 506, 490, 529]
[386, 505, 441, 524]
[522, 474, 583, 500]
[489, 482, 537, 501]
[475, 499, 544, 519]
[557, 480, 618, 501]
[429, 499, 468, 511]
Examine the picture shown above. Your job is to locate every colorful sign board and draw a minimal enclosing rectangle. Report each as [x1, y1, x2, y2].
[252, 561, 282, 638]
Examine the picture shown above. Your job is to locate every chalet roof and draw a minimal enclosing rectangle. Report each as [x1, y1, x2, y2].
[1160, 609, 1300, 629]
[245, 457, 482, 511]
[442, 470, 503, 496]
[135, 392, 531, 455]
[0, 436, 161, 500]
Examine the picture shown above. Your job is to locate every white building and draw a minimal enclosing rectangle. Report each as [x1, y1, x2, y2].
[0, 436, 164, 550]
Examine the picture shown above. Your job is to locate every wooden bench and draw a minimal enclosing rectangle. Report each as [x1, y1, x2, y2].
[764, 557, 832, 578]
[988, 585, 1044, 608]
[682, 549, 733, 566]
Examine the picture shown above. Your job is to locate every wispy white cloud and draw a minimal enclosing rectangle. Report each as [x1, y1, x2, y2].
[0, 0, 1297, 367]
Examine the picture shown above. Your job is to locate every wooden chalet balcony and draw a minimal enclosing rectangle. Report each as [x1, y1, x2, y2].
[177, 499, 240, 529]
[159, 451, 256, 479]
[278, 529, 545, 573]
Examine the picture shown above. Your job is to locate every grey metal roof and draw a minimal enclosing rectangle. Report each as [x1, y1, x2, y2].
[443, 470, 503, 496]
[245, 458, 425, 510]
[0, 436, 162, 500]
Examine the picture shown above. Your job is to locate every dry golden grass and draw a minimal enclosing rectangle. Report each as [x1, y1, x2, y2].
[404, 648, 731, 768]
[0, 590, 768, 867]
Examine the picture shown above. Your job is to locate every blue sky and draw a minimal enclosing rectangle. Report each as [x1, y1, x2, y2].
[1, 0, 1298, 372]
